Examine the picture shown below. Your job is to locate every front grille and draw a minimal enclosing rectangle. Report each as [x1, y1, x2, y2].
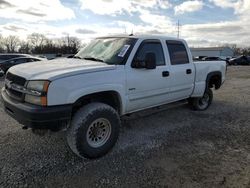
[5, 72, 27, 101]
[6, 72, 26, 86]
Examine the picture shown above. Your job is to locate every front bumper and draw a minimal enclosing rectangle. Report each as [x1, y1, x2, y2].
[1, 88, 72, 130]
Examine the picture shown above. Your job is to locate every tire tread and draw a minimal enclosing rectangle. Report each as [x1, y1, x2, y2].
[67, 102, 120, 158]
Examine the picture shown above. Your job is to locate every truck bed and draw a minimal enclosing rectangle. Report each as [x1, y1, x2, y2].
[191, 60, 226, 97]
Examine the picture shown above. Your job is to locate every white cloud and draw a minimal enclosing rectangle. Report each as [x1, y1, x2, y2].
[210, 0, 250, 19]
[79, 0, 175, 36]
[139, 10, 174, 33]
[139, 10, 170, 25]
[0, 0, 75, 22]
[0, 22, 126, 42]
[174, 0, 204, 15]
[182, 20, 250, 47]
[79, 0, 132, 15]
[159, 0, 172, 9]
[209, 0, 240, 9]
[79, 0, 171, 15]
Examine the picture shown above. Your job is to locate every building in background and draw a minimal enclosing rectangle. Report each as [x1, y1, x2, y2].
[190, 47, 234, 58]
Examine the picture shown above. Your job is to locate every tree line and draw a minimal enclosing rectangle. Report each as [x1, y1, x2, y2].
[0, 33, 250, 56]
[231, 45, 250, 56]
[0, 33, 82, 55]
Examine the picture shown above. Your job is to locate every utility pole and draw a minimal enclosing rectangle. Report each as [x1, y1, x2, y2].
[66, 33, 70, 54]
[177, 20, 180, 38]
[67, 34, 70, 47]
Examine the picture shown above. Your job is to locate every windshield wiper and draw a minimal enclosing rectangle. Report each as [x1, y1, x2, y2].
[83, 56, 104, 62]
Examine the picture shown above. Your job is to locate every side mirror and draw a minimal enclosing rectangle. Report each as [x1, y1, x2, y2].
[145, 52, 156, 69]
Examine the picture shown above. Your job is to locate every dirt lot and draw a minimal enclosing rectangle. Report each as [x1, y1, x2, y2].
[0, 66, 250, 188]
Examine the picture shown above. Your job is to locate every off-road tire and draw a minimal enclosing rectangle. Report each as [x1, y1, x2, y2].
[189, 88, 213, 111]
[67, 102, 120, 159]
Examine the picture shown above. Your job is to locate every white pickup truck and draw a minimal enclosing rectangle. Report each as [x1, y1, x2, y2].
[1, 35, 226, 158]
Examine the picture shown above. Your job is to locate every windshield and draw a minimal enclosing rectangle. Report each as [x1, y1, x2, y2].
[75, 37, 137, 65]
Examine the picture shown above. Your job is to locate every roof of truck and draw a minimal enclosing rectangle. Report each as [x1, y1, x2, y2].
[97, 34, 185, 42]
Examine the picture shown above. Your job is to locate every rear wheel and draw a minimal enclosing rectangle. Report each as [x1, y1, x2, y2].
[67, 102, 120, 159]
[189, 88, 213, 111]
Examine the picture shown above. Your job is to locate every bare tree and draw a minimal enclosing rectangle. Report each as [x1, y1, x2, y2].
[0, 34, 4, 53]
[2, 35, 20, 53]
[27, 33, 47, 53]
[0, 33, 83, 54]
[231, 44, 241, 56]
[60, 35, 81, 54]
[68, 36, 81, 54]
[19, 40, 31, 54]
[42, 38, 57, 54]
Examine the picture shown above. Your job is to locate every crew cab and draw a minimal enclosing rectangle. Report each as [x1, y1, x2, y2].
[1, 35, 226, 159]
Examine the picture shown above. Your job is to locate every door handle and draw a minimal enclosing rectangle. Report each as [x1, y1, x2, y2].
[162, 71, 170, 77]
[186, 69, 192, 74]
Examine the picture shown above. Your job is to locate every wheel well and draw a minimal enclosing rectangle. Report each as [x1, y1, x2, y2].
[207, 72, 222, 90]
[72, 91, 122, 115]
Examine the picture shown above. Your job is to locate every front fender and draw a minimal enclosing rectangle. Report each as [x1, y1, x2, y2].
[68, 84, 126, 115]
[48, 82, 126, 114]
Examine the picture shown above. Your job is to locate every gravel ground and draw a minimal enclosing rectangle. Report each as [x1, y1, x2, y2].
[0, 66, 250, 188]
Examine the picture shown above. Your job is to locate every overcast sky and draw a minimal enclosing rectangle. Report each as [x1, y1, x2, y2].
[0, 0, 249, 47]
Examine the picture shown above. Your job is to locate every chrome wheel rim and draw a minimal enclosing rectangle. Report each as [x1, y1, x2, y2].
[86, 118, 111, 148]
[198, 93, 209, 109]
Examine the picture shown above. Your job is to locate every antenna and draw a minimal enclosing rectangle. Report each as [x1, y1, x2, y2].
[129, 29, 134, 36]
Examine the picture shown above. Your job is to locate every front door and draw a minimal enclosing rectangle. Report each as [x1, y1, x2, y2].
[126, 40, 171, 112]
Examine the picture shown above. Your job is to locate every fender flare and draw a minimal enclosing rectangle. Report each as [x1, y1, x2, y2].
[206, 71, 222, 90]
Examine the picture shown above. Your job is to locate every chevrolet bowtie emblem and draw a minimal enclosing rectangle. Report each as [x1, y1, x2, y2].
[5, 80, 13, 89]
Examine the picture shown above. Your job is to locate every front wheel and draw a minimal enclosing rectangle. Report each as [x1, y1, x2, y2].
[67, 102, 120, 159]
[189, 88, 213, 111]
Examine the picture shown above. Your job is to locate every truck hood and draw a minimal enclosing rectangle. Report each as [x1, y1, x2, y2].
[8, 58, 116, 80]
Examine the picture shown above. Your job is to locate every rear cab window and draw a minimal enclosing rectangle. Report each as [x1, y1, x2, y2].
[166, 40, 189, 65]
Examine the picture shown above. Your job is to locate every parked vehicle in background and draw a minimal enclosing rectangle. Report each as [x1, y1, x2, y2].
[228, 55, 250, 65]
[1, 35, 226, 159]
[203, 56, 230, 65]
[35, 55, 47, 59]
[0, 68, 4, 77]
[0, 57, 43, 73]
[193, 56, 207, 61]
[202, 56, 224, 61]
[219, 56, 231, 61]
[0, 54, 32, 63]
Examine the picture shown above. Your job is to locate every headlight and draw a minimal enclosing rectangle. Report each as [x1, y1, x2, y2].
[24, 80, 50, 106]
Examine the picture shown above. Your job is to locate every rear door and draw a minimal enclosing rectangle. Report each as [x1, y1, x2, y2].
[166, 40, 195, 100]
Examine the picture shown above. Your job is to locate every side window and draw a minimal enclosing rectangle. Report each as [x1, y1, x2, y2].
[134, 41, 165, 66]
[14, 59, 27, 64]
[166, 41, 189, 65]
[26, 59, 34, 62]
[4, 55, 11, 60]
